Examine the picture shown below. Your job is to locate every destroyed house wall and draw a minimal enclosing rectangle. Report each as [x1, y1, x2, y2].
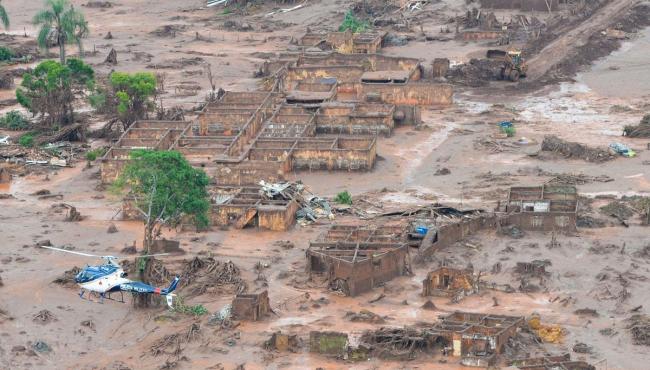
[480, 0, 559, 11]
[100, 120, 191, 183]
[422, 214, 499, 256]
[315, 103, 395, 136]
[231, 290, 270, 321]
[422, 267, 474, 297]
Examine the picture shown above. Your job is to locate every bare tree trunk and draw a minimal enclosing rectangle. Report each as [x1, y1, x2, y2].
[133, 221, 154, 308]
[59, 34, 66, 64]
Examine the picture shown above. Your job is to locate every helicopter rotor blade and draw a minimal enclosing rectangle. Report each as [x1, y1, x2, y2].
[40, 246, 101, 258]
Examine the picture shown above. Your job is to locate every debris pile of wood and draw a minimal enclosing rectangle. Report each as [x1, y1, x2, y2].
[179, 257, 247, 296]
[473, 136, 520, 153]
[541, 135, 614, 163]
[52, 266, 82, 288]
[623, 114, 650, 138]
[547, 173, 613, 185]
[627, 314, 650, 346]
[360, 327, 427, 360]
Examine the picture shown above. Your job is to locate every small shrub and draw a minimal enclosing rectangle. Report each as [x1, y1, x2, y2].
[85, 147, 107, 162]
[502, 126, 516, 137]
[334, 190, 353, 205]
[0, 47, 14, 61]
[339, 11, 370, 33]
[19, 133, 35, 147]
[88, 91, 107, 112]
[0, 111, 29, 130]
[172, 296, 208, 316]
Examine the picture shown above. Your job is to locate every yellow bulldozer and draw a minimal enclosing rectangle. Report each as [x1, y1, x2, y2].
[487, 49, 527, 82]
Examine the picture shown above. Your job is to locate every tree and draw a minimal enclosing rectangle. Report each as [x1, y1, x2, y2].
[0, 0, 9, 29]
[110, 72, 157, 130]
[34, 0, 89, 64]
[114, 150, 210, 307]
[16, 58, 94, 127]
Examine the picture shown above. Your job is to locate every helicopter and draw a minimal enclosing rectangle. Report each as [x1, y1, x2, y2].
[41, 246, 180, 308]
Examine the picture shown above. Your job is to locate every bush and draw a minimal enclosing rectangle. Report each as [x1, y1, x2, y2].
[0, 47, 14, 61]
[0, 111, 29, 130]
[502, 126, 516, 137]
[172, 296, 208, 316]
[339, 11, 370, 33]
[19, 133, 35, 147]
[334, 190, 352, 205]
[88, 91, 107, 112]
[85, 147, 106, 161]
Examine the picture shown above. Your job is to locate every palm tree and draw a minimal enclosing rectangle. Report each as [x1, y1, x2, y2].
[0, 0, 9, 29]
[33, 0, 89, 64]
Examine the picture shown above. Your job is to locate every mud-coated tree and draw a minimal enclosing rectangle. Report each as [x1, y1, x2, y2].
[34, 0, 89, 64]
[114, 150, 210, 307]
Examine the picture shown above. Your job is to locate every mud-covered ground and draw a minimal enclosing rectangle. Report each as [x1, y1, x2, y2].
[1, 1, 650, 369]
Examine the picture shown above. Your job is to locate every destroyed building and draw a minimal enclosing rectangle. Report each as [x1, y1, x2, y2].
[306, 225, 411, 296]
[422, 266, 476, 298]
[499, 185, 578, 232]
[307, 311, 524, 364]
[231, 290, 271, 321]
[431, 312, 524, 366]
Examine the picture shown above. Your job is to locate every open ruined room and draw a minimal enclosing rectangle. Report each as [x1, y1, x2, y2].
[422, 265, 476, 298]
[306, 225, 411, 296]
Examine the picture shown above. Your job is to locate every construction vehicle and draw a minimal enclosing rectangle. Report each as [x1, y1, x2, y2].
[486, 49, 527, 82]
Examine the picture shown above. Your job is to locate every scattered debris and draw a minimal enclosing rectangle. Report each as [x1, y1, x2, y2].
[345, 309, 387, 324]
[33, 310, 57, 324]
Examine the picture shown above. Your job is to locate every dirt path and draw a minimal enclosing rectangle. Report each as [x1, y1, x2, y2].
[526, 0, 640, 80]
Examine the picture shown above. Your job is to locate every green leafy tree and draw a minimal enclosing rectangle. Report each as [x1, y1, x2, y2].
[114, 150, 210, 307]
[0, 0, 9, 29]
[16, 58, 94, 127]
[33, 0, 89, 64]
[108, 72, 157, 130]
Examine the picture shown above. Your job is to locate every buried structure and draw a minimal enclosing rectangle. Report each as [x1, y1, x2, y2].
[309, 311, 526, 366]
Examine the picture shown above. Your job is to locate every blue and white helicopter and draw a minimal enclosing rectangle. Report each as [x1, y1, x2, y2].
[41, 246, 180, 308]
